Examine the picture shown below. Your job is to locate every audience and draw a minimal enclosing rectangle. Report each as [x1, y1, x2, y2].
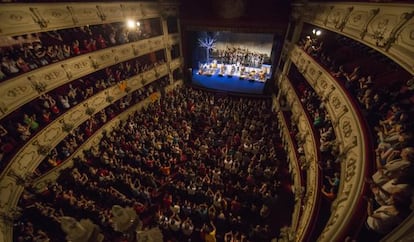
[3, 15, 413, 242]
[298, 28, 414, 238]
[14, 86, 294, 242]
[0, 49, 166, 172]
[0, 18, 162, 83]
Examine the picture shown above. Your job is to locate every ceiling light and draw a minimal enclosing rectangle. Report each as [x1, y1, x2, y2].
[127, 19, 136, 29]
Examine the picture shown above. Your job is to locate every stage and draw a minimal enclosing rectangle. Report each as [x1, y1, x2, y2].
[191, 62, 270, 94]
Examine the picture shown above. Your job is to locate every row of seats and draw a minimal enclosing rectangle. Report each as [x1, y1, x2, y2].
[298, 26, 414, 240]
[278, 64, 339, 239]
[14, 76, 170, 242]
[34, 76, 170, 177]
[0, 49, 167, 174]
[15, 87, 294, 242]
[0, 18, 163, 83]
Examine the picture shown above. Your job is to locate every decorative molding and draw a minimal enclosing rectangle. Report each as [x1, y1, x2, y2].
[297, 2, 414, 75]
[1, 2, 175, 37]
[279, 74, 320, 242]
[0, 35, 167, 120]
[290, 45, 367, 242]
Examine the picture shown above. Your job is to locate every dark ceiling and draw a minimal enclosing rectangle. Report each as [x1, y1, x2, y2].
[179, 0, 292, 34]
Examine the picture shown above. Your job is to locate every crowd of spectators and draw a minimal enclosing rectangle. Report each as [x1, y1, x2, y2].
[0, 18, 162, 83]
[0, 51, 165, 175]
[15, 87, 294, 242]
[0, 49, 166, 173]
[298, 27, 414, 238]
[365, 100, 414, 234]
[35, 76, 170, 176]
[288, 66, 340, 201]
[14, 75, 170, 242]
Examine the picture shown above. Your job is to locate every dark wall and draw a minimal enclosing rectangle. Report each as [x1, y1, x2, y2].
[179, 0, 291, 32]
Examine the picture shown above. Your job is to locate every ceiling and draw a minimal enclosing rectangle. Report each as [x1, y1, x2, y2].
[179, 0, 292, 34]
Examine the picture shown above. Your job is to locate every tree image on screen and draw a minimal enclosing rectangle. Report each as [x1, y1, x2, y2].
[197, 33, 217, 63]
[190, 31, 277, 95]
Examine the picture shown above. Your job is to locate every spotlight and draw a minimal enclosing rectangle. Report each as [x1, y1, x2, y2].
[136, 21, 141, 27]
[312, 29, 316, 35]
[316, 30, 322, 36]
[127, 19, 136, 29]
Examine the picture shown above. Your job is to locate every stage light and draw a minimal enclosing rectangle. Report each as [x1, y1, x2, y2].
[136, 21, 141, 27]
[316, 30, 322, 36]
[127, 19, 136, 29]
[312, 29, 316, 35]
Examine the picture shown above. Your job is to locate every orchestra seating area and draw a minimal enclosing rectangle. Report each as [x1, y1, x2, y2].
[14, 87, 294, 242]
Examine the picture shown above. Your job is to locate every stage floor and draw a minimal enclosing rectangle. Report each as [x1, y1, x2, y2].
[191, 68, 266, 95]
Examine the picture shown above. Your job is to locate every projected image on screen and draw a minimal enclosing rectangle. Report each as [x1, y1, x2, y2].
[190, 31, 275, 94]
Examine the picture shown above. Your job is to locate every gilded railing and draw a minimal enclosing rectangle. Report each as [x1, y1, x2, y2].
[294, 2, 414, 75]
[0, 69, 181, 242]
[273, 95, 303, 237]
[0, 34, 180, 120]
[0, 2, 178, 37]
[278, 74, 321, 242]
[290, 45, 368, 242]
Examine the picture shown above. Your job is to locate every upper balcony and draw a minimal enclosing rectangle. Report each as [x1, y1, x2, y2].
[0, 2, 179, 37]
[293, 2, 414, 76]
[289, 44, 371, 241]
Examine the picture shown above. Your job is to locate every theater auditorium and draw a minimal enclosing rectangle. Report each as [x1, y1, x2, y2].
[0, 0, 413, 241]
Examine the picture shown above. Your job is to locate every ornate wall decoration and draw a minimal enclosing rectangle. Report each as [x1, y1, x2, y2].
[70, 58, 90, 76]
[0, 182, 14, 209]
[89, 57, 99, 70]
[40, 8, 72, 29]
[69, 5, 101, 23]
[90, 95, 107, 108]
[129, 76, 141, 87]
[66, 109, 84, 124]
[40, 126, 62, 144]
[3, 84, 32, 99]
[327, 8, 345, 29]
[0, 10, 33, 26]
[60, 120, 74, 133]
[13, 150, 37, 173]
[397, 21, 414, 48]
[289, 45, 368, 242]
[348, 11, 369, 32]
[0, 9, 41, 35]
[144, 71, 155, 82]
[120, 4, 140, 19]
[280, 75, 320, 242]
[368, 14, 398, 47]
[0, 2, 177, 37]
[298, 2, 414, 75]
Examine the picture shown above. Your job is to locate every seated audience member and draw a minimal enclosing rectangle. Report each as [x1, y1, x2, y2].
[58, 95, 71, 110]
[23, 113, 39, 132]
[372, 147, 414, 185]
[16, 123, 31, 141]
[366, 194, 410, 234]
[1, 56, 20, 75]
[181, 217, 194, 239]
[321, 185, 337, 201]
[202, 221, 217, 242]
[380, 104, 407, 128]
[369, 173, 413, 206]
